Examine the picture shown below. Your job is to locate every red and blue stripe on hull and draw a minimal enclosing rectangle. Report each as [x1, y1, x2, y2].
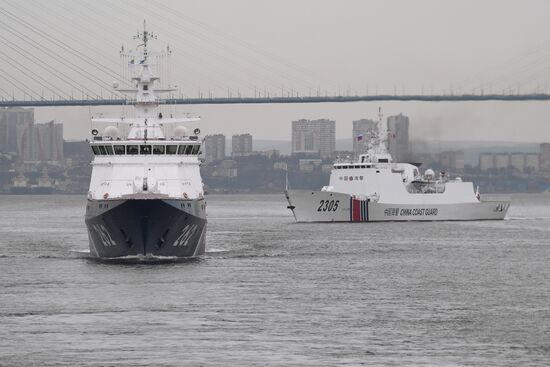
[350, 197, 369, 222]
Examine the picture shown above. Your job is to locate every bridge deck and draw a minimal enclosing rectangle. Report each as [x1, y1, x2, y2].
[1, 94, 550, 107]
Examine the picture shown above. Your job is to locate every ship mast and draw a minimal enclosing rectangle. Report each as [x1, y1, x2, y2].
[135, 19, 155, 64]
[130, 20, 159, 119]
[377, 106, 389, 154]
[366, 107, 389, 156]
[92, 21, 199, 141]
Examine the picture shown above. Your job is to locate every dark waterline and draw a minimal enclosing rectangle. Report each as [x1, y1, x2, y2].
[0, 194, 549, 366]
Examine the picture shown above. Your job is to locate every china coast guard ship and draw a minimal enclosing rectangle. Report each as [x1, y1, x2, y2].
[285, 110, 511, 222]
[85, 24, 206, 259]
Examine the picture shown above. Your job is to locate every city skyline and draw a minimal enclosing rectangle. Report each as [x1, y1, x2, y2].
[33, 101, 550, 144]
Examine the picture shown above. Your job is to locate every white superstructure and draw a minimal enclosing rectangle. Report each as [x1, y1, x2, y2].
[88, 127, 203, 201]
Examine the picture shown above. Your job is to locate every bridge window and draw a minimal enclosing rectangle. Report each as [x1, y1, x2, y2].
[91, 146, 100, 155]
[105, 145, 114, 155]
[166, 145, 178, 154]
[143, 85, 148, 91]
[114, 145, 125, 155]
[153, 145, 165, 155]
[127, 145, 138, 155]
[98, 145, 107, 155]
[140, 145, 152, 155]
[174, 144, 201, 155]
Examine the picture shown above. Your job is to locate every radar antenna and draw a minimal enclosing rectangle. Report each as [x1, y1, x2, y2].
[134, 20, 157, 62]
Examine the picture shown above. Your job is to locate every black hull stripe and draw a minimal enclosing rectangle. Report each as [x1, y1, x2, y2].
[85, 199, 206, 258]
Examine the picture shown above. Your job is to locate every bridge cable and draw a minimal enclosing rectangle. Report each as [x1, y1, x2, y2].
[78, 1, 262, 94]
[0, 7, 134, 90]
[148, 0, 337, 91]
[133, 0, 318, 94]
[38, 0, 233, 97]
[0, 66, 43, 100]
[0, 48, 71, 100]
[67, 1, 253, 96]
[0, 35, 103, 100]
[3, 0, 121, 70]
[0, 21, 122, 99]
[0, 84, 12, 100]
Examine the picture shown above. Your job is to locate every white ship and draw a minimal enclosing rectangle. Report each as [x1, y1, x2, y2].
[10, 169, 56, 194]
[85, 23, 206, 259]
[285, 110, 511, 222]
[33, 168, 55, 194]
[10, 172, 30, 194]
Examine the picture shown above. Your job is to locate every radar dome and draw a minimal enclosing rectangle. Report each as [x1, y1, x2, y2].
[424, 168, 435, 180]
[103, 126, 119, 140]
[173, 126, 188, 139]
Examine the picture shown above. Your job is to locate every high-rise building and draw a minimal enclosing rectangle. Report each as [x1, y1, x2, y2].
[525, 153, 540, 173]
[231, 133, 253, 157]
[494, 154, 509, 170]
[1, 108, 63, 162]
[540, 143, 550, 172]
[438, 150, 465, 173]
[291, 119, 335, 159]
[352, 119, 377, 158]
[204, 134, 226, 162]
[510, 153, 525, 172]
[480, 152, 540, 173]
[387, 113, 410, 162]
[38, 121, 64, 162]
[0, 108, 34, 154]
[17, 120, 63, 162]
[479, 153, 495, 171]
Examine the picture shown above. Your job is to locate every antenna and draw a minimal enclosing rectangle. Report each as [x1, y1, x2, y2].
[133, 20, 157, 62]
[376, 106, 389, 153]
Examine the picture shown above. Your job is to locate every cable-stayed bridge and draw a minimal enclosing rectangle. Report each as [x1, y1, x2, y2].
[2, 1, 550, 109]
[2, 94, 550, 108]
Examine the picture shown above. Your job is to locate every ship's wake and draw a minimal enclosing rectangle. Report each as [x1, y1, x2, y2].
[85, 253, 202, 264]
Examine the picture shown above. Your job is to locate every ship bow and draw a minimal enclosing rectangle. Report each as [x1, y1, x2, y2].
[85, 198, 206, 259]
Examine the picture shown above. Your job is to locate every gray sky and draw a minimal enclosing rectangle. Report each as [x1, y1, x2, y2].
[2, 0, 550, 142]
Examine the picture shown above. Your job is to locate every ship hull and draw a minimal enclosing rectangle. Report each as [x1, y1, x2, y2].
[9, 187, 54, 195]
[85, 198, 207, 259]
[10, 187, 32, 195]
[285, 190, 510, 222]
[31, 187, 55, 195]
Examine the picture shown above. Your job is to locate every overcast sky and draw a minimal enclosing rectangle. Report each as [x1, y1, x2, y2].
[2, 0, 550, 142]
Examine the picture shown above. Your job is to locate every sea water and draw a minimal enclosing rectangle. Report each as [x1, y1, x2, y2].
[0, 194, 549, 366]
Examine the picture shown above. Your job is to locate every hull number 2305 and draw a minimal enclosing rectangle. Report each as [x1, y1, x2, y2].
[317, 199, 339, 212]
